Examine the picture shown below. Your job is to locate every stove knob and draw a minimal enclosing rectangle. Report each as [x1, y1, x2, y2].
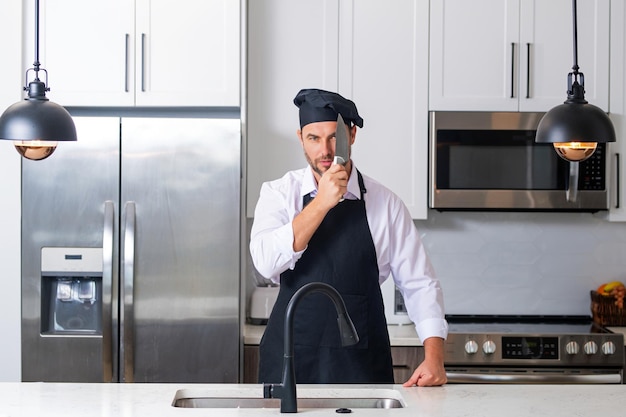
[583, 341, 598, 355]
[482, 340, 496, 355]
[601, 341, 616, 355]
[565, 341, 579, 355]
[464, 340, 478, 354]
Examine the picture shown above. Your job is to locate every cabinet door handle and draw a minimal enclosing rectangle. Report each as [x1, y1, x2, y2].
[510, 42, 516, 98]
[124, 34, 130, 92]
[141, 33, 146, 92]
[616, 153, 621, 209]
[526, 43, 531, 98]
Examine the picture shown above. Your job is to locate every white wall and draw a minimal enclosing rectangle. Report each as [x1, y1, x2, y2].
[246, 210, 626, 319]
[417, 211, 626, 316]
[0, 0, 23, 382]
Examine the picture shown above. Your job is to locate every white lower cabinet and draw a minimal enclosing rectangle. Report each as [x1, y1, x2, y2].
[390, 346, 424, 384]
[243, 344, 424, 384]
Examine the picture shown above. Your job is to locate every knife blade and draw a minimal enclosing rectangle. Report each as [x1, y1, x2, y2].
[333, 113, 349, 166]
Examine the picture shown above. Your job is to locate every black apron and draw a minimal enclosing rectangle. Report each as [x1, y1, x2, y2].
[258, 171, 393, 384]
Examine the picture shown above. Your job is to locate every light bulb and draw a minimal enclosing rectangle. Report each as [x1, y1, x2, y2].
[14, 140, 57, 161]
[553, 142, 597, 162]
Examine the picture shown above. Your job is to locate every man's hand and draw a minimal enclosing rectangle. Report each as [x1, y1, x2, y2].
[316, 163, 348, 209]
[402, 337, 447, 387]
[291, 163, 348, 252]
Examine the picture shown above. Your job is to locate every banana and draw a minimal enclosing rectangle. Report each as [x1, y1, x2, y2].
[597, 281, 625, 295]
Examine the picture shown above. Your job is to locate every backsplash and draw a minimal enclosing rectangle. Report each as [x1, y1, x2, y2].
[416, 211, 626, 316]
[245, 212, 626, 318]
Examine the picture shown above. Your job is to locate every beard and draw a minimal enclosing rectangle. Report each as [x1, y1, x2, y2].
[304, 151, 332, 178]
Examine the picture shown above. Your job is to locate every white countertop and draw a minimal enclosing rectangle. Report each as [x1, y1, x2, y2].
[2, 382, 625, 416]
[244, 324, 422, 346]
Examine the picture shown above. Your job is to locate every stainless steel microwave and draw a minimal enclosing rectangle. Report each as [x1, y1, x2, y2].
[429, 111, 608, 211]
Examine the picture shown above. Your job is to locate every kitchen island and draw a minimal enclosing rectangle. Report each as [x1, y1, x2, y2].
[1, 382, 625, 416]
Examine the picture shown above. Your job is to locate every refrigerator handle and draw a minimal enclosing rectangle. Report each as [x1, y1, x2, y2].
[103, 201, 116, 382]
[120, 201, 136, 383]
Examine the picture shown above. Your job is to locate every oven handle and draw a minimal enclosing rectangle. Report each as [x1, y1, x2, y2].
[446, 371, 622, 384]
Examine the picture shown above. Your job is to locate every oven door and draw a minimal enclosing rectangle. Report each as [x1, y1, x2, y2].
[446, 367, 623, 384]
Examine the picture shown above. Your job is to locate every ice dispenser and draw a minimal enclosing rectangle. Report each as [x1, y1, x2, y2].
[41, 247, 103, 335]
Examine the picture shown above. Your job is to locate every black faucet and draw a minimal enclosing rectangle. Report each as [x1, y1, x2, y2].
[263, 282, 360, 413]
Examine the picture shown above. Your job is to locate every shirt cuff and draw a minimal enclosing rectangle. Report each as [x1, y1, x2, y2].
[415, 318, 449, 342]
[276, 221, 306, 270]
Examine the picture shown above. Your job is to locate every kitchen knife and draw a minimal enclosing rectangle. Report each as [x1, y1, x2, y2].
[333, 113, 350, 166]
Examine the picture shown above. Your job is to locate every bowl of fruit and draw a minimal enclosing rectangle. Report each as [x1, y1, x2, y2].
[591, 281, 626, 326]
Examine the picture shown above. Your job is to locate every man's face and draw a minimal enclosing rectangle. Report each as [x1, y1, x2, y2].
[298, 121, 355, 180]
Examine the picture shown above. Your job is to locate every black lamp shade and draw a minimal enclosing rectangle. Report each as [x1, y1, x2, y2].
[536, 101, 616, 145]
[0, 98, 77, 142]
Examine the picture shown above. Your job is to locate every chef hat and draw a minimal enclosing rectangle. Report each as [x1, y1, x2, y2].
[293, 88, 364, 129]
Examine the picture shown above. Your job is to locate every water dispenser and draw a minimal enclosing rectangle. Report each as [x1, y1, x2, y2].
[40, 247, 103, 335]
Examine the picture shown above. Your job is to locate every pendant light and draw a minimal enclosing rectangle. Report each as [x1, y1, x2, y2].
[0, 0, 77, 161]
[535, 0, 615, 162]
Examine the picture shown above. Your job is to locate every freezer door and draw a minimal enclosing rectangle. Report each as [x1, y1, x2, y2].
[120, 118, 240, 383]
[21, 117, 121, 382]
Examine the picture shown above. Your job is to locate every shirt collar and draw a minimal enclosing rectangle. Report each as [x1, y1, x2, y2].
[301, 164, 361, 200]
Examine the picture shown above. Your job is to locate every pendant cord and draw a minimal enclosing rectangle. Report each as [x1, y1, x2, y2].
[571, 0, 579, 74]
[33, 0, 41, 79]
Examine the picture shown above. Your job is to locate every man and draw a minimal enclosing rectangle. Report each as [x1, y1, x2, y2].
[250, 88, 448, 386]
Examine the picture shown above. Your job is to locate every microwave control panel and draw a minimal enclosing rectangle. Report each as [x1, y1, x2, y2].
[579, 144, 605, 190]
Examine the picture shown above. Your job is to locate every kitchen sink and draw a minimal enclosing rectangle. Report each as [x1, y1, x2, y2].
[172, 388, 405, 409]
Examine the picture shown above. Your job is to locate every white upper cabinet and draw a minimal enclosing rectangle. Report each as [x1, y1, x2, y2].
[607, 0, 626, 221]
[246, 0, 340, 217]
[133, 0, 240, 106]
[36, 0, 134, 106]
[246, 0, 429, 219]
[341, 0, 429, 219]
[429, 0, 610, 112]
[36, 0, 240, 107]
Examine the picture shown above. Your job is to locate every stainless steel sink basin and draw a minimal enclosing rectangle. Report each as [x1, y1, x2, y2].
[172, 388, 405, 409]
[173, 397, 403, 409]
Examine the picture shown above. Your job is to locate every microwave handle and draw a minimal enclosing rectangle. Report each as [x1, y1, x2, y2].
[566, 161, 579, 203]
[616, 153, 621, 209]
[526, 43, 531, 99]
[510, 43, 516, 98]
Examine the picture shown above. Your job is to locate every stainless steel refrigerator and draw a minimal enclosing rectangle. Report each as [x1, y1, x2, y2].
[21, 116, 241, 383]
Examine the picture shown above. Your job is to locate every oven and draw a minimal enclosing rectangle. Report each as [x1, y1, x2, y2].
[444, 315, 624, 384]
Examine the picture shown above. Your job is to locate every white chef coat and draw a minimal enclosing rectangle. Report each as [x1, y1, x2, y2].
[250, 163, 448, 342]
